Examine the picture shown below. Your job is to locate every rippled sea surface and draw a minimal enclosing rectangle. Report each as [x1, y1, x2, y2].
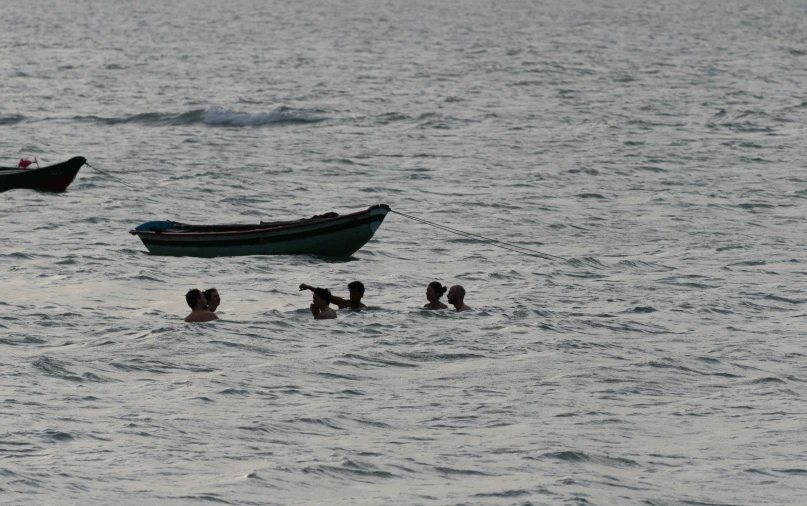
[3, 0, 807, 504]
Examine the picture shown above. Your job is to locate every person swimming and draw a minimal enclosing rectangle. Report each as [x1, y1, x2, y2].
[203, 287, 220, 312]
[184, 288, 219, 323]
[309, 287, 337, 320]
[447, 285, 471, 312]
[424, 281, 448, 309]
[300, 281, 366, 309]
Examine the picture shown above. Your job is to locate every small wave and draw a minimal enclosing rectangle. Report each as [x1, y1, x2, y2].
[322, 157, 359, 166]
[615, 260, 676, 272]
[71, 106, 324, 128]
[337, 389, 366, 396]
[295, 417, 344, 430]
[375, 112, 410, 124]
[716, 122, 774, 133]
[218, 388, 250, 396]
[176, 495, 232, 504]
[338, 353, 418, 369]
[3, 252, 35, 259]
[763, 294, 804, 304]
[209, 340, 274, 356]
[237, 424, 279, 434]
[31, 356, 83, 382]
[697, 357, 721, 363]
[642, 360, 702, 374]
[341, 416, 389, 428]
[81, 372, 113, 383]
[580, 319, 668, 334]
[45, 430, 74, 442]
[0, 114, 25, 125]
[565, 257, 609, 269]
[203, 105, 324, 126]
[110, 358, 216, 374]
[567, 167, 600, 175]
[314, 372, 364, 381]
[541, 450, 640, 468]
[303, 460, 395, 480]
[120, 273, 165, 283]
[750, 377, 786, 384]
[728, 260, 767, 267]
[389, 351, 485, 362]
[474, 489, 533, 498]
[658, 276, 717, 290]
[72, 110, 205, 126]
[636, 165, 667, 173]
[738, 202, 774, 210]
[745, 468, 775, 476]
[434, 466, 489, 476]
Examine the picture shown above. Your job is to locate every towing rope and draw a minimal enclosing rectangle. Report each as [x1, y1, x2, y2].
[84, 162, 141, 190]
[389, 209, 564, 262]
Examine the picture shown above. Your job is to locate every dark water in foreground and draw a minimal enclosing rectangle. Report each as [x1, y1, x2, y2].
[2, 0, 807, 504]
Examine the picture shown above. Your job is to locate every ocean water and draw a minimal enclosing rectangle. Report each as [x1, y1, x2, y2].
[2, 0, 807, 504]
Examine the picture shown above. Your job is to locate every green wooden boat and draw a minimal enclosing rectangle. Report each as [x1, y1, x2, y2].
[130, 204, 390, 257]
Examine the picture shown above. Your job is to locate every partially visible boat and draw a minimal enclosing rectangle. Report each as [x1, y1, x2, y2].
[130, 204, 391, 257]
[0, 157, 87, 193]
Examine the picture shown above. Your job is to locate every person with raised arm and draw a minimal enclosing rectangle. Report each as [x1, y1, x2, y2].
[299, 281, 366, 309]
[184, 288, 219, 323]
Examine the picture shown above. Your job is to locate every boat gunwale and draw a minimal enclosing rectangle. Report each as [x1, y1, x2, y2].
[0, 157, 86, 174]
[0, 156, 86, 193]
[130, 204, 390, 239]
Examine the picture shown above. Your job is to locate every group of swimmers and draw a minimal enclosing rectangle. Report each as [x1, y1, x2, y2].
[183, 281, 470, 322]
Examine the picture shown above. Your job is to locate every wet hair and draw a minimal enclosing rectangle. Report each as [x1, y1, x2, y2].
[428, 281, 447, 298]
[348, 281, 365, 295]
[314, 287, 332, 304]
[186, 288, 203, 309]
[203, 288, 218, 300]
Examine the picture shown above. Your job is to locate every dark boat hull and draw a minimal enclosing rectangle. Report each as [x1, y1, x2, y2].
[130, 204, 390, 258]
[0, 157, 86, 193]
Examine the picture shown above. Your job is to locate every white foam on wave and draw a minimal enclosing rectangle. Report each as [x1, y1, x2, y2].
[202, 105, 321, 127]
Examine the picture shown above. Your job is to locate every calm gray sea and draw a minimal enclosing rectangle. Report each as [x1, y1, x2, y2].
[2, 0, 807, 504]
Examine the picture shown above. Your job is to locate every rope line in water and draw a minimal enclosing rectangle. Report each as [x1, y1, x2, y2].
[389, 209, 564, 261]
[85, 162, 141, 190]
